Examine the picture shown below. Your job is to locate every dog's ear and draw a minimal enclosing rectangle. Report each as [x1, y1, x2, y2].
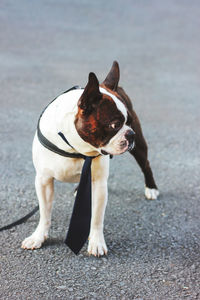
[78, 72, 102, 115]
[102, 61, 120, 91]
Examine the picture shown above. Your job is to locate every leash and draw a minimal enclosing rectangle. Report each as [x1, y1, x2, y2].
[0, 205, 39, 232]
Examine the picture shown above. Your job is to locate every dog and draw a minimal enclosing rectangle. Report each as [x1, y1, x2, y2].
[21, 61, 159, 256]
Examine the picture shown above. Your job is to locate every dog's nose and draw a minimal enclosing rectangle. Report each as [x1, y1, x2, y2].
[125, 129, 135, 145]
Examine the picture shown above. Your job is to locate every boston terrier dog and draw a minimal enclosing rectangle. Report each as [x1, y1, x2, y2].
[21, 61, 159, 256]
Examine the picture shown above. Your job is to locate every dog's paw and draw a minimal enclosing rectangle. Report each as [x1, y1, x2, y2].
[87, 232, 108, 257]
[21, 233, 47, 250]
[145, 187, 159, 200]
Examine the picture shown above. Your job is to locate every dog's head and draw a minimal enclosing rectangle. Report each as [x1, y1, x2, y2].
[74, 61, 135, 155]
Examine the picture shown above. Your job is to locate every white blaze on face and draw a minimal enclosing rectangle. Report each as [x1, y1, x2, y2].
[100, 87, 127, 122]
[99, 88, 134, 155]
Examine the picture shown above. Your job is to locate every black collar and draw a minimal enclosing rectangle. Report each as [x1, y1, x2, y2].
[37, 86, 98, 159]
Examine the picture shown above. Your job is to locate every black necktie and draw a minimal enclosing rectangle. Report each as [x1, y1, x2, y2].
[65, 156, 92, 254]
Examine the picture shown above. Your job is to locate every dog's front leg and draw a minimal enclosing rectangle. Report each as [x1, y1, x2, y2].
[21, 174, 54, 250]
[88, 180, 108, 256]
[129, 119, 159, 200]
[87, 156, 109, 257]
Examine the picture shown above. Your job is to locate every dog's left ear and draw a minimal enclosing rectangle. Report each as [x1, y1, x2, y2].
[102, 61, 120, 91]
[78, 72, 102, 115]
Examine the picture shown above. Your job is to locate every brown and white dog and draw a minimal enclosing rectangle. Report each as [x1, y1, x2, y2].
[21, 61, 159, 256]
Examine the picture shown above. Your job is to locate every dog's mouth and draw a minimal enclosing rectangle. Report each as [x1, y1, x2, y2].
[100, 141, 134, 156]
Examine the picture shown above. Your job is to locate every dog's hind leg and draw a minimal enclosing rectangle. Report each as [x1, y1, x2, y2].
[129, 123, 159, 200]
[21, 174, 54, 249]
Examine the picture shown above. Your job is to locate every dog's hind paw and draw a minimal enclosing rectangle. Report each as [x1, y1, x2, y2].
[87, 232, 108, 257]
[21, 233, 47, 250]
[145, 187, 159, 200]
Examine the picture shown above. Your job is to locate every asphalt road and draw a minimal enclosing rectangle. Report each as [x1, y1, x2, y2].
[0, 1, 200, 299]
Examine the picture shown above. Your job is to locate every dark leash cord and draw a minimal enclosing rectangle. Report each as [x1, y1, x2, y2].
[0, 205, 39, 232]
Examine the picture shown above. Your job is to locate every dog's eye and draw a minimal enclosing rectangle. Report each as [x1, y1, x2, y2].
[109, 121, 121, 130]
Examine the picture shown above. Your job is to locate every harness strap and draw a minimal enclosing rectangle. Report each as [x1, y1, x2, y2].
[37, 125, 86, 159]
[58, 132, 73, 147]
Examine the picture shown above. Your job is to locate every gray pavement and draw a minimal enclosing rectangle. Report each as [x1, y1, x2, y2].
[0, 0, 200, 299]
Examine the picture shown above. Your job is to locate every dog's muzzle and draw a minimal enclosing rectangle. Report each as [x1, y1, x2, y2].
[100, 129, 135, 156]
